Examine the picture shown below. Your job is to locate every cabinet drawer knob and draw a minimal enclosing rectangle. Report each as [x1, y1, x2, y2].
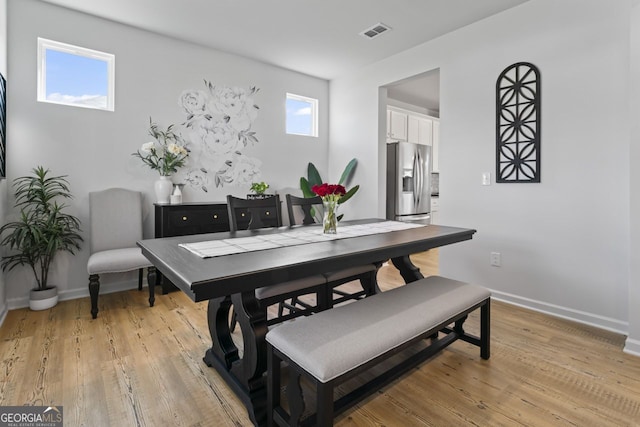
[241, 213, 245, 217]
[213, 214, 218, 219]
[265, 211, 270, 216]
[182, 216, 188, 221]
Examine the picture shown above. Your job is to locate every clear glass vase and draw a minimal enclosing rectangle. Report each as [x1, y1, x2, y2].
[322, 200, 339, 234]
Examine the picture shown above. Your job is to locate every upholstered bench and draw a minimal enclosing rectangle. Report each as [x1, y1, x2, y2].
[265, 275, 491, 427]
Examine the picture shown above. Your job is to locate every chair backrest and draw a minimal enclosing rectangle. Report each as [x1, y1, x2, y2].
[89, 188, 144, 254]
[226, 195, 283, 232]
[286, 194, 323, 226]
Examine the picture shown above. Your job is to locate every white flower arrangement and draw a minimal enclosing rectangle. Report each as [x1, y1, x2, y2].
[133, 119, 189, 176]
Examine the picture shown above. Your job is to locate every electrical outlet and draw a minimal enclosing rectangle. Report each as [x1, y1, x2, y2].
[490, 252, 501, 267]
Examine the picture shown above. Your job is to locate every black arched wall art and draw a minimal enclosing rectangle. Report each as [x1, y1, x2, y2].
[496, 62, 540, 183]
[0, 73, 5, 178]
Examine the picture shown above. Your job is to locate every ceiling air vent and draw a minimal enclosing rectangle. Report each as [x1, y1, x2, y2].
[359, 22, 392, 39]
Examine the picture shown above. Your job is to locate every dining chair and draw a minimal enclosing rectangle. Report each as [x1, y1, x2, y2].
[226, 194, 283, 232]
[286, 194, 379, 307]
[226, 195, 327, 328]
[87, 188, 155, 319]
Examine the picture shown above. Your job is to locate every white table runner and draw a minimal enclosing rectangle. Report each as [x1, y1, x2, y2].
[179, 221, 426, 258]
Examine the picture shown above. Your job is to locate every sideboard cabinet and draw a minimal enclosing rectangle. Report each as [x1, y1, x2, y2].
[154, 202, 230, 293]
[154, 201, 277, 293]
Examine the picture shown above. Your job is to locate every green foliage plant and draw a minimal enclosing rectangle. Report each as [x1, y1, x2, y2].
[299, 158, 359, 221]
[0, 166, 83, 291]
[250, 181, 270, 195]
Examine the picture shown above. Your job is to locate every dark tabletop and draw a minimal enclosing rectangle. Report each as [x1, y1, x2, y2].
[137, 218, 476, 302]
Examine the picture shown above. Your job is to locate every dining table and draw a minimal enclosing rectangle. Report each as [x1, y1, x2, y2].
[137, 218, 476, 426]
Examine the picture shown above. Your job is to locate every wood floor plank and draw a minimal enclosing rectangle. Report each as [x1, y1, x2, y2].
[1, 249, 640, 426]
[62, 333, 109, 426]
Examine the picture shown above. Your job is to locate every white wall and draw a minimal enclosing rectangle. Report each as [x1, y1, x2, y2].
[4, 0, 329, 307]
[627, 0, 640, 355]
[330, 0, 636, 346]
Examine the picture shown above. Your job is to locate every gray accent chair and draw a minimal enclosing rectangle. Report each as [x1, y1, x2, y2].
[87, 188, 155, 319]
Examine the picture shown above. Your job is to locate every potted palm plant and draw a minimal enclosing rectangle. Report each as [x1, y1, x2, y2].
[299, 158, 360, 223]
[0, 166, 83, 310]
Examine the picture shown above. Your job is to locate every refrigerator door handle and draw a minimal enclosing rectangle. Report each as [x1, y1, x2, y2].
[415, 149, 422, 206]
[412, 152, 419, 204]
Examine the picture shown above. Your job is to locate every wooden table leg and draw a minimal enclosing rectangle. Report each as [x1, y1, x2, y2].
[391, 255, 425, 283]
[203, 291, 268, 427]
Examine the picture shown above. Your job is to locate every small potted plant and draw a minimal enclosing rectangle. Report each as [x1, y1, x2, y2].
[0, 166, 83, 310]
[247, 181, 272, 199]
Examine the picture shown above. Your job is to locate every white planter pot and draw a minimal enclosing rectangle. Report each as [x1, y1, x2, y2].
[154, 176, 173, 204]
[29, 286, 58, 311]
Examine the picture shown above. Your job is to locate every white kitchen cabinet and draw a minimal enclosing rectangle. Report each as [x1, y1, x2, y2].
[388, 110, 408, 141]
[408, 115, 433, 146]
[387, 108, 439, 172]
[430, 197, 440, 225]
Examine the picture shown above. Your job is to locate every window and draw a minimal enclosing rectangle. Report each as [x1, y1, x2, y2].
[286, 93, 318, 137]
[37, 38, 115, 111]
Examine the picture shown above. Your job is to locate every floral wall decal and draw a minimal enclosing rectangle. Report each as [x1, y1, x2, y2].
[176, 80, 261, 192]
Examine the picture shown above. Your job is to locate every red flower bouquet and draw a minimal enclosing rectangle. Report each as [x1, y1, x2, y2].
[311, 183, 345, 234]
[311, 183, 346, 202]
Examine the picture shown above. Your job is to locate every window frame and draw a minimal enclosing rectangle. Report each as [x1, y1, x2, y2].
[37, 37, 115, 111]
[286, 92, 318, 137]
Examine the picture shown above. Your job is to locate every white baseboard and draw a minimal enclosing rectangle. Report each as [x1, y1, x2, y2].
[624, 338, 640, 356]
[7, 280, 141, 310]
[0, 303, 7, 330]
[490, 289, 628, 335]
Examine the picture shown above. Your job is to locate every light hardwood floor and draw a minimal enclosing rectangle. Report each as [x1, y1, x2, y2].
[1, 250, 640, 426]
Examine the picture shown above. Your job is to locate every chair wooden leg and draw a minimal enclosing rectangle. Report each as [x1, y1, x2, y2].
[278, 301, 286, 318]
[317, 287, 330, 312]
[326, 284, 335, 309]
[147, 268, 155, 307]
[363, 269, 379, 296]
[138, 268, 143, 291]
[89, 274, 100, 319]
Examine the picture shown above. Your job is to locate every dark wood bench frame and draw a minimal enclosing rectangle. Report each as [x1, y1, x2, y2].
[267, 296, 490, 427]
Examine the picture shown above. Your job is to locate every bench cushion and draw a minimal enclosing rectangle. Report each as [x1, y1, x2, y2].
[266, 275, 490, 383]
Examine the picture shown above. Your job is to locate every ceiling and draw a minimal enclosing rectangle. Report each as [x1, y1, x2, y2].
[39, 0, 528, 81]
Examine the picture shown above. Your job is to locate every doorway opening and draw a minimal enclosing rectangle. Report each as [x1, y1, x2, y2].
[381, 68, 441, 273]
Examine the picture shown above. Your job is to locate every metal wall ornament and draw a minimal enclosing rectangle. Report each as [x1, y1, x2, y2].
[496, 62, 540, 183]
[0, 73, 5, 178]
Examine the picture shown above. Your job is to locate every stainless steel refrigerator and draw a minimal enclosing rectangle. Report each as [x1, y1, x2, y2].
[386, 142, 432, 222]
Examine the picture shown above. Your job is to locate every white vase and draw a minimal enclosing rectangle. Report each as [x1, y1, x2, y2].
[155, 176, 173, 204]
[29, 286, 58, 311]
[171, 183, 183, 204]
